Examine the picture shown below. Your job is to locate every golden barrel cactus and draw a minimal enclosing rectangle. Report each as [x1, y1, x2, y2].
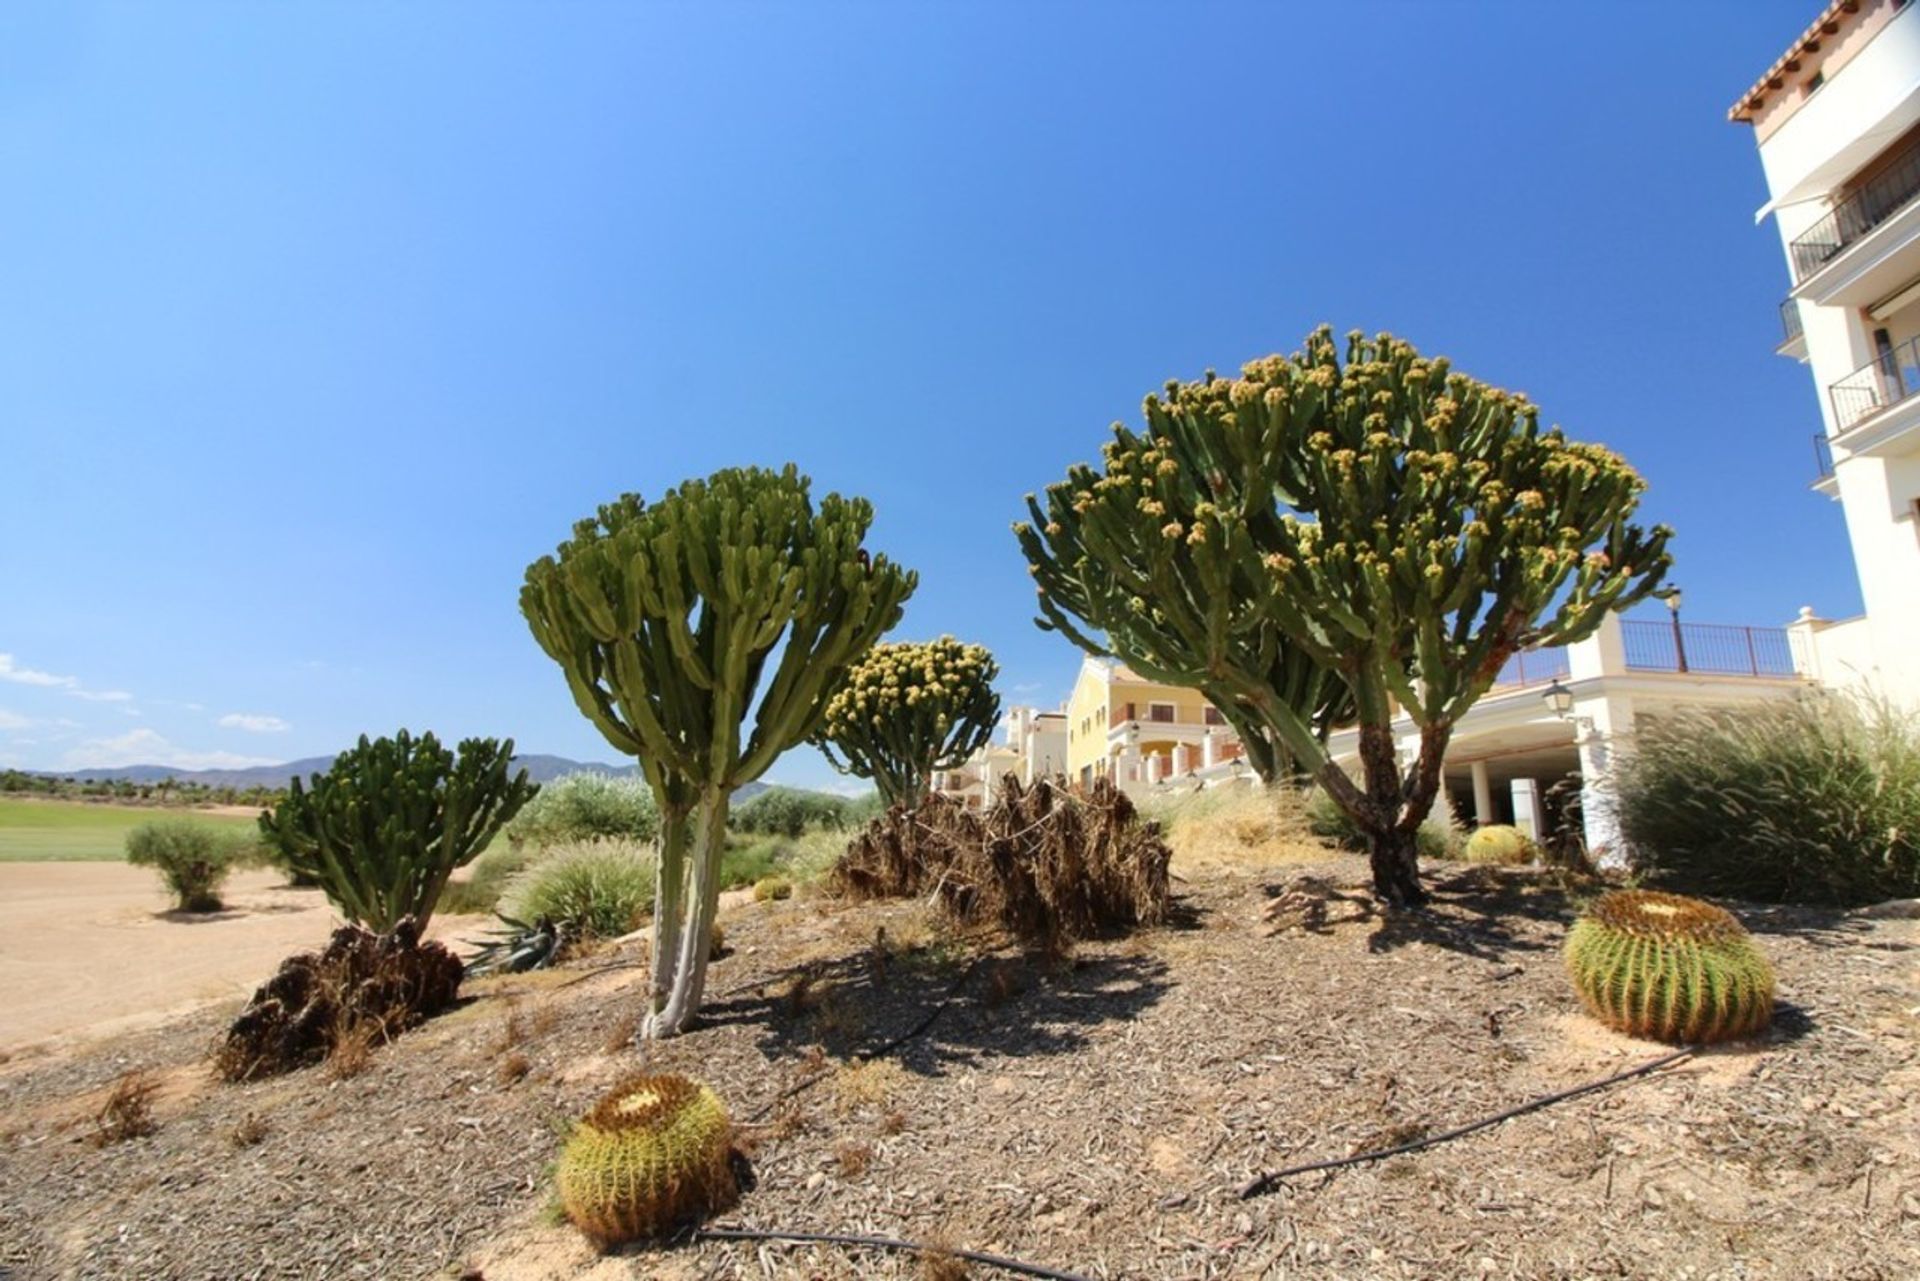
[557, 1073, 736, 1247]
[1464, 824, 1537, 865]
[1564, 890, 1774, 1044]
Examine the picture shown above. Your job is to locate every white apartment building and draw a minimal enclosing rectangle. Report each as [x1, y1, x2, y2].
[1733, 0, 1920, 703]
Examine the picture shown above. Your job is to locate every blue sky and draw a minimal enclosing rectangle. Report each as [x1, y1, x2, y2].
[0, 2, 1846, 789]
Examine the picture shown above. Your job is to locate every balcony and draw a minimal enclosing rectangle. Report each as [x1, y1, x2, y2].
[1789, 134, 1920, 284]
[1777, 298, 1806, 359]
[1620, 621, 1797, 679]
[1812, 432, 1839, 496]
[1489, 646, 1569, 689]
[1828, 333, 1920, 430]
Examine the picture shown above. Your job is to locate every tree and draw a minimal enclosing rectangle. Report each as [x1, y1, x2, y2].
[813, 637, 1001, 807]
[521, 466, 914, 1037]
[1018, 328, 1671, 905]
[259, 730, 536, 931]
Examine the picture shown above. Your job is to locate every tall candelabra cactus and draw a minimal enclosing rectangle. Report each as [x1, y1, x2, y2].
[259, 730, 537, 932]
[1018, 327, 1671, 906]
[814, 637, 1001, 807]
[521, 466, 914, 1037]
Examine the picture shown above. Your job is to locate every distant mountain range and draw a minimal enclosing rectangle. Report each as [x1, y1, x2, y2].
[43, 754, 656, 790]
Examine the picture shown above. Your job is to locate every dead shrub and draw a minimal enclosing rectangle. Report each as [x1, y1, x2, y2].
[324, 1020, 377, 1081]
[917, 1242, 969, 1281]
[89, 1070, 159, 1146]
[602, 1010, 640, 1052]
[878, 1109, 908, 1136]
[830, 776, 1171, 952]
[229, 1113, 270, 1148]
[216, 918, 462, 1083]
[497, 1052, 532, 1086]
[834, 1139, 874, 1178]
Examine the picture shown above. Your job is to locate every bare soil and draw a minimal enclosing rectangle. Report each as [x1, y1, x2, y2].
[0, 864, 487, 1052]
[1, 862, 1916, 1280]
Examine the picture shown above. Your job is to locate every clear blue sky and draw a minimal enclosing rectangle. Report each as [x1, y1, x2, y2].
[0, 1, 1848, 788]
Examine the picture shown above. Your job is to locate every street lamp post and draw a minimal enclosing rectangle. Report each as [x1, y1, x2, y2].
[1667, 589, 1688, 673]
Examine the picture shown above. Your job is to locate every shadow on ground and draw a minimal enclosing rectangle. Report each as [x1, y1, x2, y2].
[697, 940, 1172, 1075]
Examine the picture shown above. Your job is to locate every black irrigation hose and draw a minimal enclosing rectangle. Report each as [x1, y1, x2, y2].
[1237, 1044, 1697, 1199]
[691, 1225, 1098, 1281]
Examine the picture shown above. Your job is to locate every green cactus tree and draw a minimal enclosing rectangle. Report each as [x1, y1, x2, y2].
[813, 636, 1001, 807]
[259, 730, 537, 931]
[521, 466, 914, 1037]
[1017, 327, 1671, 906]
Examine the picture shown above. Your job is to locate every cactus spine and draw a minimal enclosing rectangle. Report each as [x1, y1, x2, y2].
[521, 467, 914, 1037]
[557, 1072, 735, 1247]
[259, 731, 536, 931]
[814, 636, 1001, 807]
[1565, 890, 1775, 1044]
[1017, 327, 1671, 906]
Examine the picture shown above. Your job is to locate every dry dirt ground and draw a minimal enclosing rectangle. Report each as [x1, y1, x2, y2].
[0, 865, 489, 1051]
[1, 862, 1917, 1281]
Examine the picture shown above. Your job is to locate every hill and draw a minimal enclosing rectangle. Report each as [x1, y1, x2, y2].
[43, 754, 646, 790]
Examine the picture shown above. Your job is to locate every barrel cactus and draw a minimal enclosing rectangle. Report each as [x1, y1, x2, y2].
[557, 1073, 736, 1247]
[1465, 824, 1537, 866]
[1565, 890, 1774, 1044]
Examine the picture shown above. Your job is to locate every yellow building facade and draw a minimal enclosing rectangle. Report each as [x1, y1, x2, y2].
[1063, 656, 1232, 787]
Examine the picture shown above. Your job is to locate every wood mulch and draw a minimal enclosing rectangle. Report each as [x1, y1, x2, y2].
[1, 862, 1917, 1280]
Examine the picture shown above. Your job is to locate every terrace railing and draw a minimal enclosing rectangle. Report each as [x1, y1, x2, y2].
[1828, 334, 1920, 431]
[1490, 646, 1570, 689]
[1621, 621, 1797, 678]
[1788, 135, 1920, 283]
[1779, 298, 1804, 347]
[1813, 431, 1835, 480]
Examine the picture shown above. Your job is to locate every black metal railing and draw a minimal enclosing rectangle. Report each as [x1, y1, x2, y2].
[1828, 333, 1920, 430]
[1779, 298, 1804, 347]
[1621, 621, 1797, 678]
[1789, 135, 1920, 282]
[1813, 432, 1835, 480]
[1490, 646, 1570, 688]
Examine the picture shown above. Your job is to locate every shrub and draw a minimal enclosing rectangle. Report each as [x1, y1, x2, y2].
[1612, 692, 1920, 905]
[1564, 889, 1774, 1044]
[1306, 784, 1461, 863]
[731, 786, 852, 837]
[440, 840, 536, 916]
[216, 917, 464, 1081]
[831, 776, 1170, 952]
[259, 731, 538, 931]
[1142, 783, 1325, 867]
[125, 818, 253, 911]
[753, 875, 793, 902]
[506, 772, 659, 848]
[1464, 824, 1537, 866]
[557, 1072, 737, 1246]
[503, 839, 655, 940]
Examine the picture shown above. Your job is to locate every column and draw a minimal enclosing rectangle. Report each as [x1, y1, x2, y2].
[1470, 760, 1494, 827]
[1573, 692, 1631, 869]
[1509, 778, 1541, 840]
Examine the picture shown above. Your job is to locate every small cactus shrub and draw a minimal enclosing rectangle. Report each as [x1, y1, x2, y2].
[1564, 890, 1775, 1044]
[1464, 824, 1537, 866]
[753, 875, 793, 902]
[557, 1073, 736, 1248]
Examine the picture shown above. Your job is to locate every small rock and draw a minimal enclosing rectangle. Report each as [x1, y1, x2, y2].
[805, 1171, 825, 1191]
[1643, 1183, 1664, 1208]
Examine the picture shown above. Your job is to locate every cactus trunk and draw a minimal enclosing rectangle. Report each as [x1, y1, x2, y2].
[645, 790, 729, 1039]
[644, 806, 692, 1034]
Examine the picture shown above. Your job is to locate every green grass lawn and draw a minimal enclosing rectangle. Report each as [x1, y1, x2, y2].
[0, 797, 262, 862]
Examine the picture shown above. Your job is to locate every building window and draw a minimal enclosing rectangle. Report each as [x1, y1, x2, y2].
[1203, 706, 1225, 726]
[1148, 702, 1175, 723]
